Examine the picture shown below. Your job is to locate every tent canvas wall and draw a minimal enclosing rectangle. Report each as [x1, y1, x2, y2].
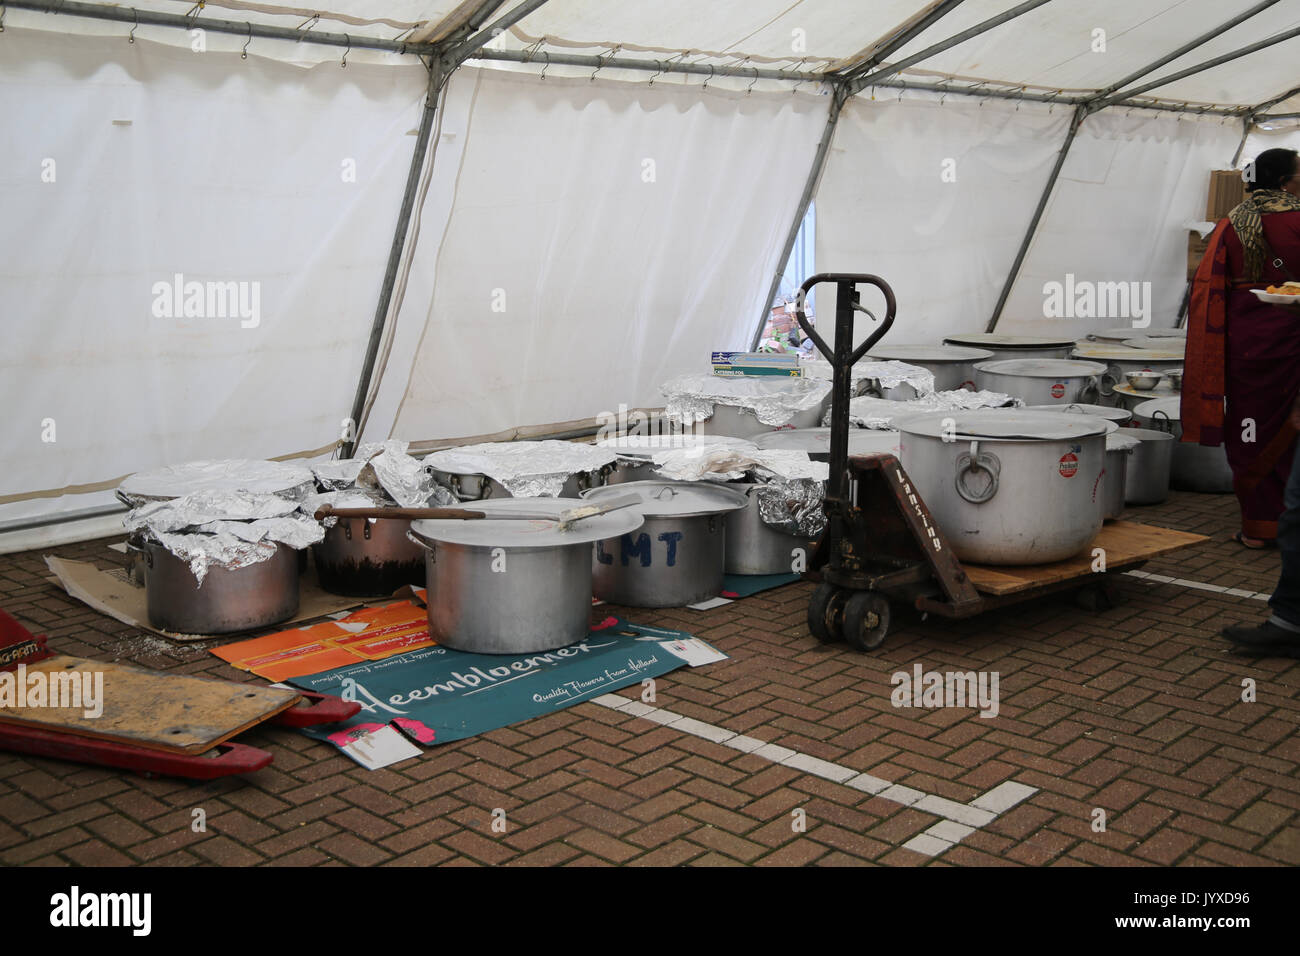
[2, 0, 1299, 552]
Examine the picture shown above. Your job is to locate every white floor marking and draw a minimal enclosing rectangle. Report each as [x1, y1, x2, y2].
[1124, 569, 1269, 601]
[590, 694, 1038, 860]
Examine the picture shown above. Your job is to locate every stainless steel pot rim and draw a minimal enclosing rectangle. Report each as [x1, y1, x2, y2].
[1022, 403, 1133, 422]
[866, 344, 994, 362]
[893, 409, 1111, 441]
[581, 480, 748, 517]
[410, 497, 643, 548]
[974, 359, 1109, 377]
[943, 334, 1077, 348]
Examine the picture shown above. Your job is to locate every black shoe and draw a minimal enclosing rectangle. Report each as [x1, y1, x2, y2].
[1221, 620, 1300, 646]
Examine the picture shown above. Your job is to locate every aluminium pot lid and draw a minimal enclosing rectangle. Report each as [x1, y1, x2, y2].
[893, 409, 1111, 442]
[1121, 338, 1187, 354]
[1022, 403, 1132, 422]
[753, 428, 899, 455]
[581, 480, 748, 518]
[974, 358, 1107, 378]
[865, 344, 993, 363]
[409, 497, 643, 548]
[1090, 327, 1185, 342]
[942, 333, 1076, 349]
[595, 434, 757, 461]
[119, 459, 314, 500]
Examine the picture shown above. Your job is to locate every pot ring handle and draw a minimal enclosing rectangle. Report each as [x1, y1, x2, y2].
[1097, 364, 1123, 397]
[1150, 408, 1173, 432]
[955, 441, 1001, 504]
[1080, 377, 1101, 404]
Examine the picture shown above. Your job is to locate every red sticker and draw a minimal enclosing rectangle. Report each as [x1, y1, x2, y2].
[1050, 383, 1066, 398]
[1059, 452, 1078, 478]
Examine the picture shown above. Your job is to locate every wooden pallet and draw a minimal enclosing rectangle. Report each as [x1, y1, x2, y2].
[961, 521, 1207, 597]
[0, 654, 298, 755]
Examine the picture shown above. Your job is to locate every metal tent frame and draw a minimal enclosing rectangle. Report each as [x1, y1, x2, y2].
[2, 0, 1299, 526]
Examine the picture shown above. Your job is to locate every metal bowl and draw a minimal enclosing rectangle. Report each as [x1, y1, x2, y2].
[1125, 371, 1162, 390]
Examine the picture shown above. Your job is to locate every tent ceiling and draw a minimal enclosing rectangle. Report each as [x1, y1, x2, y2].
[10, 0, 1300, 115]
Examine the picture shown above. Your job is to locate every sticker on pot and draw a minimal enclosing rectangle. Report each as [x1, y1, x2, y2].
[1050, 382, 1066, 398]
[1058, 451, 1079, 478]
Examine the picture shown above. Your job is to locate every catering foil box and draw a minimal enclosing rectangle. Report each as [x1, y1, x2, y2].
[711, 351, 802, 377]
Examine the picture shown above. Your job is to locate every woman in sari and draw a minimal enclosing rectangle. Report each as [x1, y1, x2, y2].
[1183, 148, 1300, 548]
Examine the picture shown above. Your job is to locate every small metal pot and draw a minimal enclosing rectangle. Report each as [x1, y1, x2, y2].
[135, 540, 299, 634]
[1134, 397, 1234, 493]
[724, 482, 816, 575]
[313, 517, 426, 597]
[583, 481, 748, 607]
[1123, 428, 1175, 505]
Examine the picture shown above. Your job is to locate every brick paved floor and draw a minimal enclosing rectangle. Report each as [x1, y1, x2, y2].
[1, 489, 1297, 867]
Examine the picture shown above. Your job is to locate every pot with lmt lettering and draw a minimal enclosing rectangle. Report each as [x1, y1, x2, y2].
[581, 481, 748, 607]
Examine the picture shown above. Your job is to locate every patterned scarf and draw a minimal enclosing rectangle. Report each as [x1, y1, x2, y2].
[1227, 188, 1300, 281]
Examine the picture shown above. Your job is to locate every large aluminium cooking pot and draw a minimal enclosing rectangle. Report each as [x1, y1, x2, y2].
[427, 466, 611, 501]
[973, 358, 1107, 405]
[894, 410, 1109, 565]
[941, 333, 1076, 362]
[596, 434, 757, 484]
[753, 427, 900, 462]
[409, 498, 643, 654]
[864, 344, 994, 400]
[695, 400, 828, 439]
[134, 540, 299, 634]
[724, 481, 818, 575]
[1133, 397, 1234, 493]
[1122, 427, 1175, 505]
[581, 481, 748, 607]
[313, 516, 426, 597]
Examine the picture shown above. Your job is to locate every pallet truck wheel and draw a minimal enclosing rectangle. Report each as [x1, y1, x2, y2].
[808, 581, 848, 644]
[843, 592, 891, 652]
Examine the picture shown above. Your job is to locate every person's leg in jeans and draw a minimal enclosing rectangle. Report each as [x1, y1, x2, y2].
[1223, 415, 1300, 654]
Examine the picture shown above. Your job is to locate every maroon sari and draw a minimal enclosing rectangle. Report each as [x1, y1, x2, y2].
[1185, 209, 1300, 539]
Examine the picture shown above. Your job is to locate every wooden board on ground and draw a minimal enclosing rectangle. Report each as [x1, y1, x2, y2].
[962, 522, 1208, 597]
[0, 654, 298, 754]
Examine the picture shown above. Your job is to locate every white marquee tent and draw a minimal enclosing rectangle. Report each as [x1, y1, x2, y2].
[2, 0, 1299, 551]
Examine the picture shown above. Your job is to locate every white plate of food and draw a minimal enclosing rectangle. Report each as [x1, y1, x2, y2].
[1252, 282, 1300, 305]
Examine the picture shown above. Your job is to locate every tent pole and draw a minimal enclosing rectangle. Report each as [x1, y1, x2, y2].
[836, 0, 969, 78]
[2, 0, 440, 55]
[341, 59, 448, 457]
[748, 84, 848, 351]
[846, 0, 1056, 97]
[985, 104, 1087, 333]
[342, 0, 553, 455]
[1232, 117, 1254, 167]
[1099, 24, 1300, 110]
[1085, 0, 1281, 114]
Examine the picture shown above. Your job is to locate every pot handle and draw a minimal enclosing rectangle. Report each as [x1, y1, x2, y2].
[405, 530, 435, 561]
[1150, 408, 1174, 433]
[1097, 364, 1122, 398]
[1079, 377, 1101, 404]
[124, 538, 153, 568]
[955, 441, 1001, 504]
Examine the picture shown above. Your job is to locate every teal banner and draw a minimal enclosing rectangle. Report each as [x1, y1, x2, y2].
[291, 616, 722, 748]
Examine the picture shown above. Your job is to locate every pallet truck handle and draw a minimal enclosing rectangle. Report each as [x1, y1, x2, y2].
[792, 272, 897, 365]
